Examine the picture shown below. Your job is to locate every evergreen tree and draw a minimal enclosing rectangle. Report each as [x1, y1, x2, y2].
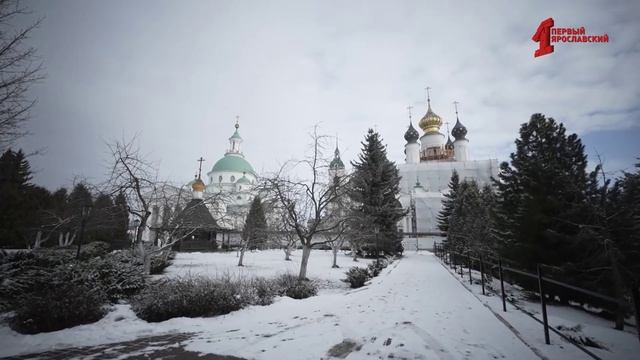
[242, 196, 267, 249]
[113, 192, 130, 248]
[348, 129, 406, 256]
[493, 114, 589, 270]
[437, 170, 460, 234]
[238, 196, 267, 266]
[0, 149, 35, 247]
[448, 180, 485, 254]
[86, 193, 115, 243]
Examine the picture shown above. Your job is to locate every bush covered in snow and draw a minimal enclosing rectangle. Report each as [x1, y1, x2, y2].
[149, 251, 174, 275]
[78, 241, 111, 259]
[367, 259, 388, 277]
[345, 267, 370, 288]
[284, 279, 318, 299]
[75, 253, 147, 301]
[131, 273, 318, 322]
[345, 259, 390, 288]
[131, 276, 246, 322]
[9, 265, 108, 334]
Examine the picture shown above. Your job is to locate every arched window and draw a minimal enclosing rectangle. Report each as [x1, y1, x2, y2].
[218, 175, 223, 182]
[230, 175, 235, 182]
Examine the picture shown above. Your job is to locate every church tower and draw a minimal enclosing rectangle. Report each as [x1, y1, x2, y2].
[404, 107, 420, 164]
[418, 88, 447, 161]
[329, 138, 346, 179]
[452, 103, 469, 162]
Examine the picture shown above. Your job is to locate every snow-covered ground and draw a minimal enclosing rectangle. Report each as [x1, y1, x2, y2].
[439, 257, 640, 360]
[162, 250, 374, 293]
[0, 251, 637, 359]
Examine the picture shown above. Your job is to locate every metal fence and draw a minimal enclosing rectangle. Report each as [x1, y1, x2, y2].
[432, 242, 640, 359]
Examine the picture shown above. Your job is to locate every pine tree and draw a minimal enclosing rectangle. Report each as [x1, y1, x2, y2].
[493, 114, 589, 270]
[348, 129, 406, 256]
[0, 149, 35, 247]
[437, 170, 460, 234]
[113, 192, 130, 248]
[243, 196, 267, 248]
[239, 196, 266, 266]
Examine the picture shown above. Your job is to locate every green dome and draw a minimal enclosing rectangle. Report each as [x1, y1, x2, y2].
[236, 174, 252, 185]
[210, 155, 255, 175]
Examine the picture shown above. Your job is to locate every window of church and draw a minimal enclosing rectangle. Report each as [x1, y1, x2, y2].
[218, 175, 223, 182]
[230, 175, 235, 182]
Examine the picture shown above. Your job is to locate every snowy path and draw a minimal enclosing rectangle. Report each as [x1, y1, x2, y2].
[184, 252, 541, 359]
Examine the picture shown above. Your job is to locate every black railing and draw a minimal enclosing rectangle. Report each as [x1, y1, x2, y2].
[433, 242, 640, 359]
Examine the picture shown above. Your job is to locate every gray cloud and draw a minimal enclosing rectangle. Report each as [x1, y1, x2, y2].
[16, 0, 640, 189]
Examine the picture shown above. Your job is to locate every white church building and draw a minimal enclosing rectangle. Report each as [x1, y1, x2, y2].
[398, 93, 498, 250]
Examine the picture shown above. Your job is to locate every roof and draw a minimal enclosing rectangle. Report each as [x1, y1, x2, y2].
[171, 199, 219, 230]
[210, 154, 256, 175]
[230, 129, 242, 140]
[236, 175, 252, 185]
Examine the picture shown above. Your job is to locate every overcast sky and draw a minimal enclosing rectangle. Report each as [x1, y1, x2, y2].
[15, 0, 640, 190]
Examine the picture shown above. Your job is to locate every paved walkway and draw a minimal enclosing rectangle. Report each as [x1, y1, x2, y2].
[0, 333, 244, 360]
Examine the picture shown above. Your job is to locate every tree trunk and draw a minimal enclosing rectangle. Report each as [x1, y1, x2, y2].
[58, 233, 64, 247]
[143, 254, 151, 275]
[238, 246, 246, 266]
[332, 245, 339, 268]
[609, 247, 626, 330]
[298, 243, 312, 280]
[33, 231, 42, 249]
[284, 245, 292, 261]
[352, 243, 359, 262]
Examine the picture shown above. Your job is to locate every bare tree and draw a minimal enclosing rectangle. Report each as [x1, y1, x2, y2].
[106, 136, 158, 273]
[258, 127, 349, 280]
[262, 200, 298, 260]
[0, 0, 44, 150]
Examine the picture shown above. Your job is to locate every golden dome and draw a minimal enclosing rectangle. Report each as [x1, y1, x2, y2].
[418, 103, 443, 134]
[192, 177, 205, 192]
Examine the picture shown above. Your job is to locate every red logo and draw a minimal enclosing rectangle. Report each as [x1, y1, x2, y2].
[532, 18, 554, 57]
[532, 18, 609, 57]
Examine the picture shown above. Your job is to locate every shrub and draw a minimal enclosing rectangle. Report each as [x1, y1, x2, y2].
[0, 250, 74, 311]
[272, 273, 318, 299]
[10, 266, 107, 334]
[77, 253, 147, 301]
[149, 251, 174, 275]
[285, 280, 317, 299]
[131, 276, 246, 322]
[345, 267, 370, 288]
[367, 259, 389, 277]
[246, 277, 278, 306]
[79, 241, 111, 259]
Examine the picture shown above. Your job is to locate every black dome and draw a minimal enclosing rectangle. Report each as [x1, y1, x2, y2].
[452, 118, 467, 141]
[404, 123, 419, 143]
[445, 136, 454, 150]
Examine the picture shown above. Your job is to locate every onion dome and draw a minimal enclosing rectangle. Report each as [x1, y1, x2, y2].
[445, 135, 454, 150]
[192, 176, 205, 192]
[452, 118, 468, 141]
[418, 102, 443, 134]
[404, 122, 419, 143]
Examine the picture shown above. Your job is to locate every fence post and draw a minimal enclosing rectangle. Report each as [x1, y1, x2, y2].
[632, 285, 640, 343]
[537, 264, 550, 345]
[480, 255, 485, 295]
[499, 258, 506, 312]
[467, 254, 472, 285]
